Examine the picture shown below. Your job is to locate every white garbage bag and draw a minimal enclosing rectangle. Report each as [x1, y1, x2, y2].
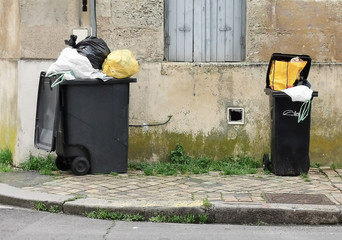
[46, 47, 105, 79]
[282, 85, 313, 102]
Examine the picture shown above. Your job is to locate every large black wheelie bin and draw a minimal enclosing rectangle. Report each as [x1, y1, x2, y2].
[34, 72, 136, 175]
[263, 53, 318, 176]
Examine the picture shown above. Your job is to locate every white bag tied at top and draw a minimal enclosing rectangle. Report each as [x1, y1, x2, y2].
[46, 47, 105, 79]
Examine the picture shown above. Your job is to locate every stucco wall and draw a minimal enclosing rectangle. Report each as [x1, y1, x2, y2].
[128, 62, 270, 162]
[14, 60, 54, 166]
[0, 60, 18, 154]
[1, 0, 342, 166]
[0, 0, 19, 154]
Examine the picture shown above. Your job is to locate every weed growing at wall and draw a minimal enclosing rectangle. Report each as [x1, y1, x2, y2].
[20, 154, 58, 175]
[129, 144, 262, 176]
[0, 148, 13, 172]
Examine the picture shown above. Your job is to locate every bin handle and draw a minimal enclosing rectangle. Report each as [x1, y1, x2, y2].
[298, 100, 311, 123]
[48, 71, 75, 88]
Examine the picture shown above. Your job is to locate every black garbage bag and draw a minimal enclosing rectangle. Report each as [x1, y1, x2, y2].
[65, 35, 111, 70]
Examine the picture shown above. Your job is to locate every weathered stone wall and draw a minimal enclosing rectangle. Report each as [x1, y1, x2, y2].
[1, 0, 342, 166]
[247, 0, 342, 62]
[97, 0, 164, 62]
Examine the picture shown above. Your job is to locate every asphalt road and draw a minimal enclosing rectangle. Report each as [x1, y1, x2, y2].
[1, 204, 342, 240]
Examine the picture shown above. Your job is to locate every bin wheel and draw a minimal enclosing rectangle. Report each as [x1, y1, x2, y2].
[55, 156, 70, 171]
[71, 157, 90, 176]
[263, 154, 271, 172]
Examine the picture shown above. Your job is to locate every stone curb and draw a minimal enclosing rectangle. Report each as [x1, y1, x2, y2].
[211, 202, 342, 225]
[0, 183, 341, 225]
[0, 183, 71, 210]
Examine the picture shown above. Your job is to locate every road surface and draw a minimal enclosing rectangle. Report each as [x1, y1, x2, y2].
[1, 204, 341, 240]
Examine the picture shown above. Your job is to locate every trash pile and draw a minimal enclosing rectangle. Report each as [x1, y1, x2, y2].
[46, 35, 139, 85]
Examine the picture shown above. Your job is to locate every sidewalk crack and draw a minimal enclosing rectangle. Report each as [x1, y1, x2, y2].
[319, 168, 342, 193]
[103, 221, 116, 240]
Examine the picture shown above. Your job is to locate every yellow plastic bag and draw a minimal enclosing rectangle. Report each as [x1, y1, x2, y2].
[269, 59, 307, 90]
[102, 49, 139, 79]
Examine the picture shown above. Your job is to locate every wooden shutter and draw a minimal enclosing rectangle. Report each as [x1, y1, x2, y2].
[165, 0, 194, 62]
[165, 0, 245, 62]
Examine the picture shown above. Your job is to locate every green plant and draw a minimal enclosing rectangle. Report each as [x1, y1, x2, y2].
[149, 214, 209, 224]
[49, 205, 61, 213]
[86, 209, 145, 222]
[331, 163, 337, 171]
[220, 155, 261, 175]
[170, 144, 191, 165]
[66, 195, 84, 202]
[0, 148, 13, 172]
[202, 196, 212, 208]
[129, 144, 262, 176]
[312, 162, 322, 168]
[20, 154, 58, 175]
[35, 202, 47, 211]
[256, 219, 263, 226]
[110, 172, 118, 176]
[300, 173, 311, 182]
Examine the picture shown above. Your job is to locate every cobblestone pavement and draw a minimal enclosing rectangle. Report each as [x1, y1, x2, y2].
[21, 168, 342, 205]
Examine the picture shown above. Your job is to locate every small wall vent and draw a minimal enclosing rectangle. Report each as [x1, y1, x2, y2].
[227, 107, 244, 125]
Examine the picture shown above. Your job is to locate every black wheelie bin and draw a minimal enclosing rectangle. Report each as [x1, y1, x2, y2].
[263, 53, 318, 176]
[34, 72, 136, 175]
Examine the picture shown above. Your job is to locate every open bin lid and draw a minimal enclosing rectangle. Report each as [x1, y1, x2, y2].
[34, 72, 60, 151]
[265, 53, 318, 97]
[265, 53, 311, 89]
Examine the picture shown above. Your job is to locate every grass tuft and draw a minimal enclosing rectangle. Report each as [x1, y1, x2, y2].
[129, 144, 262, 176]
[86, 209, 144, 222]
[20, 154, 58, 175]
[149, 214, 209, 224]
[0, 148, 13, 172]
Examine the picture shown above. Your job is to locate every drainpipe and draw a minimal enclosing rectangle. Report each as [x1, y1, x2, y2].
[78, 0, 81, 27]
[90, 0, 97, 37]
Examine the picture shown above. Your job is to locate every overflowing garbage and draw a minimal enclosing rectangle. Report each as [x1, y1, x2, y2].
[267, 55, 315, 123]
[102, 49, 139, 79]
[46, 35, 139, 85]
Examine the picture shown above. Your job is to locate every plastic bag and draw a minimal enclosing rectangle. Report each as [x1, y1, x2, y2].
[46, 47, 105, 79]
[102, 49, 139, 79]
[282, 85, 313, 102]
[269, 58, 307, 90]
[65, 35, 111, 70]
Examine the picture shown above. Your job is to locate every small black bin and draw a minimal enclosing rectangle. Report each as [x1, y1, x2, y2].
[263, 53, 318, 176]
[34, 72, 136, 175]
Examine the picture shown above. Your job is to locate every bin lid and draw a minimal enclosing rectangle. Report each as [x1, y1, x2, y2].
[34, 72, 60, 152]
[265, 53, 311, 89]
